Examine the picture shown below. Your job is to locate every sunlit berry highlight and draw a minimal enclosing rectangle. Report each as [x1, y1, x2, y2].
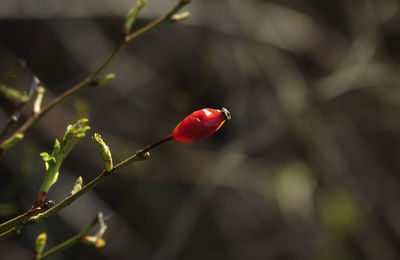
[173, 108, 231, 143]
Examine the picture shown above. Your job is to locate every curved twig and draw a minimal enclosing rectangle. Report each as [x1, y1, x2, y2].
[0, 0, 190, 158]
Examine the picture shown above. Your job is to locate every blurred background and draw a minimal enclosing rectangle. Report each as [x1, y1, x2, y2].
[1, 0, 400, 259]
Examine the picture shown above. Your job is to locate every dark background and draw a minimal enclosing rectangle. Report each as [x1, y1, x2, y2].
[1, 0, 400, 259]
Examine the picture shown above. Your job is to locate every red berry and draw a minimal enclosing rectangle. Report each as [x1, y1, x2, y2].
[172, 108, 231, 143]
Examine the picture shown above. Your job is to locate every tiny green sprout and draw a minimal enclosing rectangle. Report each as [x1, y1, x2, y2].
[0, 133, 24, 151]
[39, 140, 62, 194]
[92, 133, 113, 172]
[170, 11, 190, 22]
[98, 73, 115, 86]
[124, 0, 147, 35]
[40, 152, 56, 166]
[95, 238, 106, 248]
[0, 85, 28, 104]
[37, 119, 90, 203]
[70, 176, 83, 196]
[82, 236, 106, 248]
[35, 232, 47, 255]
[33, 86, 46, 115]
[89, 73, 116, 86]
[62, 118, 90, 155]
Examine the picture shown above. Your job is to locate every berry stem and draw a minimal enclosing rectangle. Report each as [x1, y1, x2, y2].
[138, 134, 174, 157]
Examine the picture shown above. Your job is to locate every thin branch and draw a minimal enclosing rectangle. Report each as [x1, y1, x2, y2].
[0, 226, 20, 239]
[0, 151, 147, 235]
[0, 76, 40, 143]
[138, 134, 173, 156]
[0, 0, 190, 158]
[37, 214, 100, 260]
[125, 0, 190, 42]
[0, 115, 19, 143]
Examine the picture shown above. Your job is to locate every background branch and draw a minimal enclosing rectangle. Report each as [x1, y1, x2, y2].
[0, 76, 39, 143]
[0, 0, 190, 158]
[36, 213, 102, 260]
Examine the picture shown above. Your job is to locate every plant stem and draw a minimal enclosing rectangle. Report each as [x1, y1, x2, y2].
[138, 134, 173, 156]
[125, 0, 190, 42]
[0, 152, 145, 235]
[0, 226, 19, 239]
[0, 0, 190, 158]
[0, 0, 190, 238]
[37, 216, 98, 260]
[0, 114, 18, 143]
[0, 77, 40, 144]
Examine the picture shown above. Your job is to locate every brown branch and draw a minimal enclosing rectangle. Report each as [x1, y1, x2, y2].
[0, 0, 190, 158]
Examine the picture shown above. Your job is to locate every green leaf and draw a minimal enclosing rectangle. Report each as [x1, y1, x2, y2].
[40, 152, 52, 161]
[38, 119, 90, 196]
[61, 118, 90, 155]
[39, 140, 63, 193]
